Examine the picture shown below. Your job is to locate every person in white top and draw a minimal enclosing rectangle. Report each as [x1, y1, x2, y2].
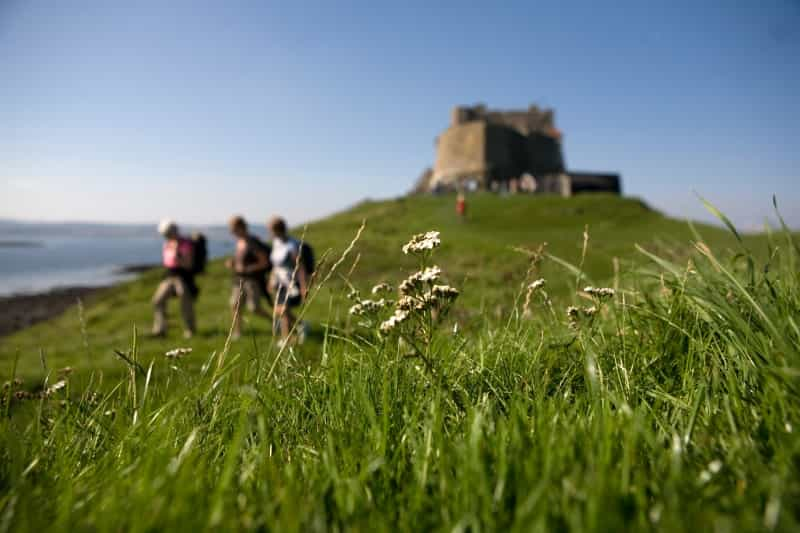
[268, 216, 308, 343]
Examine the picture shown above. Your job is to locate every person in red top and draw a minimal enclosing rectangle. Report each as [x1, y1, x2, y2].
[151, 219, 197, 338]
[456, 192, 467, 219]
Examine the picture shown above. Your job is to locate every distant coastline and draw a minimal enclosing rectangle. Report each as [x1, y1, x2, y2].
[0, 285, 104, 337]
[0, 240, 43, 248]
[0, 261, 164, 336]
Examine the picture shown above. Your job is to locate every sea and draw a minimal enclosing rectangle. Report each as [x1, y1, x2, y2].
[0, 220, 267, 296]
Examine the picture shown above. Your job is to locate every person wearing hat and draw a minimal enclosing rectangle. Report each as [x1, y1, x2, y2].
[151, 219, 197, 338]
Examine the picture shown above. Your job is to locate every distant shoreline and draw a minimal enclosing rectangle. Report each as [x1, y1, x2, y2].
[0, 286, 105, 337]
[0, 263, 160, 337]
[0, 240, 43, 248]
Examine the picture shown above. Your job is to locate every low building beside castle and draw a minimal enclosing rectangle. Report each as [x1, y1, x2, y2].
[414, 104, 620, 196]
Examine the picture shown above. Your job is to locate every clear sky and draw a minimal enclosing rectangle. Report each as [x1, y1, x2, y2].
[1, 1, 798, 229]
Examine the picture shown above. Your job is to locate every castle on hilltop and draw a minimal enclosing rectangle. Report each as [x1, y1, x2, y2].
[414, 104, 621, 196]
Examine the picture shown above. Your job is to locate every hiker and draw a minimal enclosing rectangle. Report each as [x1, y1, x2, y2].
[456, 192, 466, 219]
[268, 216, 309, 344]
[224, 216, 272, 339]
[151, 219, 198, 339]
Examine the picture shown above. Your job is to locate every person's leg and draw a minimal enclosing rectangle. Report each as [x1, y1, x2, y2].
[151, 279, 176, 335]
[274, 304, 294, 341]
[273, 285, 295, 341]
[247, 279, 272, 320]
[175, 278, 196, 338]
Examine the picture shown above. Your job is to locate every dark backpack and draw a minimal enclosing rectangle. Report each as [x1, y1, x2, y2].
[299, 241, 315, 276]
[191, 233, 208, 274]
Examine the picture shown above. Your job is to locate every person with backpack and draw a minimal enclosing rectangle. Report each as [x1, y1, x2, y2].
[267, 216, 310, 344]
[224, 216, 273, 340]
[151, 219, 199, 339]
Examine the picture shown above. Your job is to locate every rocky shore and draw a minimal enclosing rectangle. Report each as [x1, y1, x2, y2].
[0, 286, 103, 337]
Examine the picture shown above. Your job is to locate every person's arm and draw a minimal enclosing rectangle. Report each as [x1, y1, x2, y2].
[292, 250, 308, 299]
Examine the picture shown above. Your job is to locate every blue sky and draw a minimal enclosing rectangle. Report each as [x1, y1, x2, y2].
[1, 0, 798, 229]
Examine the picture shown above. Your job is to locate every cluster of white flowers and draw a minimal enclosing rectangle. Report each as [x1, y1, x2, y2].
[431, 284, 459, 299]
[380, 309, 410, 333]
[402, 231, 441, 255]
[397, 295, 416, 311]
[528, 279, 546, 291]
[371, 283, 393, 295]
[400, 266, 442, 295]
[165, 347, 193, 359]
[349, 299, 390, 316]
[584, 286, 615, 299]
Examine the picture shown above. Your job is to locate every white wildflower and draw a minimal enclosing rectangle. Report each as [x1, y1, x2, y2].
[402, 231, 441, 255]
[584, 286, 615, 299]
[371, 283, 393, 295]
[380, 309, 410, 333]
[399, 266, 441, 294]
[431, 284, 459, 300]
[346, 288, 361, 300]
[583, 305, 598, 317]
[419, 266, 441, 282]
[566, 306, 580, 319]
[349, 299, 388, 316]
[397, 295, 416, 311]
[708, 459, 723, 474]
[165, 347, 193, 359]
[399, 278, 417, 296]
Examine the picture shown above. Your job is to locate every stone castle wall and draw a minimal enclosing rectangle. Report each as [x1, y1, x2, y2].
[433, 104, 565, 188]
[425, 103, 620, 196]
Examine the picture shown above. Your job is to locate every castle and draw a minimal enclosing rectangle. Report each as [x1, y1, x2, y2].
[415, 104, 621, 196]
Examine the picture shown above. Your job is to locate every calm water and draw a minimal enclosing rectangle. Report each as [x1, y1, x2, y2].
[0, 222, 247, 295]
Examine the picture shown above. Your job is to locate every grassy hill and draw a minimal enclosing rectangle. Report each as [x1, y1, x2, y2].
[2, 193, 798, 531]
[2, 193, 752, 381]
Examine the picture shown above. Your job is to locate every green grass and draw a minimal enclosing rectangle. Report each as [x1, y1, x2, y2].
[1, 193, 798, 531]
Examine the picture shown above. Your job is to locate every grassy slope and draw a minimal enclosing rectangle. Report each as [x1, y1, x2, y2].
[2, 193, 798, 531]
[0, 193, 758, 381]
